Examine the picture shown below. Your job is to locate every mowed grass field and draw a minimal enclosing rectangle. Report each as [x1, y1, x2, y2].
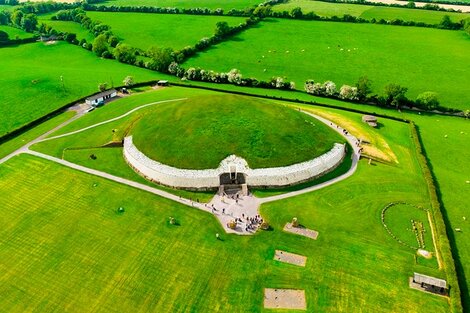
[413, 114, 470, 309]
[100, 0, 262, 9]
[38, 14, 95, 42]
[186, 19, 470, 110]
[0, 41, 161, 138]
[273, 0, 469, 24]
[0, 108, 450, 311]
[87, 12, 247, 50]
[0, 25, 34, 39]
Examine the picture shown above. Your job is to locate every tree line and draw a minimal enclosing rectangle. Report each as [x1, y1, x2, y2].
[305, 77, 447, 111]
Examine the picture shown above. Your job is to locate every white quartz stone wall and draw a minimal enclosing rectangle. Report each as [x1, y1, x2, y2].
[123, 136, 345, 189]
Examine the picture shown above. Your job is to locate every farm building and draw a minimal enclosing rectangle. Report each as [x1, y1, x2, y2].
[412, 273, 448, 295]
[362, 115, 378, 127]
[157, 80, 169, 86]
[85, 89, 117, 106]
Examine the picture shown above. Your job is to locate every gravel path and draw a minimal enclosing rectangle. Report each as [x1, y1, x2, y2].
[259, 111, 360, 204]
[43, 98, 187, 142]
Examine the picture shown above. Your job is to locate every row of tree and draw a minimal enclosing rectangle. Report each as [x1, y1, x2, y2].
[263, 6, 466, 30]
[305, 77, 441, 110]
[169, 65, 295, 90]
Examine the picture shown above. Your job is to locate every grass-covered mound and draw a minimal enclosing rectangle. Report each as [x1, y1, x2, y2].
[131, 94, 344, 169]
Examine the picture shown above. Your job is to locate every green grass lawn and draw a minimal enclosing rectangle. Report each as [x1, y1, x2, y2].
[86, 11, 247, 50]
[99, 0, 262, 9]
[273, 0, 469, 24]
[0, 4, 17, 11]
[0, 111, 75, 160]
[0, 41, 164, 138]
[0, 113, 450, 312]
[185, 19, 470, 110]
[411, 114, 470, 309]
[38, 14, 95, 42]
[0, 25, 34, 39]
[360, 6, 469, 24]
[274, 0, 373, 16]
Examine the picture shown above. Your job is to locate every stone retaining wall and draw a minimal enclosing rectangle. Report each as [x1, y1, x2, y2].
[124, 136, 346, 190]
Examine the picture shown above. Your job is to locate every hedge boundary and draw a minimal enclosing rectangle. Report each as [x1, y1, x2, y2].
[409, 122, 463, 313]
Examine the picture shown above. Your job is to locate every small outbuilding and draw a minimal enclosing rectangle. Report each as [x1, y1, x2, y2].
[157, 80, 169, 86]
[411, 272, 448, 295]
[85, 89, 117, 106]
[362, 115, 378, 127]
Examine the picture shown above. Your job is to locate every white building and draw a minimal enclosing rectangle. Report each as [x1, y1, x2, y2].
[85, 89, 117, 106]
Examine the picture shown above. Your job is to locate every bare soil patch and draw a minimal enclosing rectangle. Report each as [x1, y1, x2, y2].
[284, 222, 319, 240]
[264, 288, 306, 310]
[274, 250, 307, 267]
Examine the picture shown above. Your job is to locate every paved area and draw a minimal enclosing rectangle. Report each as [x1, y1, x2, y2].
[207, 192, 262, 235]
[264, 288, 306, 310]
[274, 250, 307, 267]
[283, 223, 319, 240]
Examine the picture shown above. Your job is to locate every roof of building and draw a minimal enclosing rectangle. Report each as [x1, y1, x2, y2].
[157, 80, 169, 84]
[413, 273, 447, 288]
[86, 89, 117, 101]
[362, 115, 378, 122]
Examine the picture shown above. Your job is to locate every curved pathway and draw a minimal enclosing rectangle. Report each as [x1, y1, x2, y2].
[260, 111, 360, 203]
[42, 98, 187, 142]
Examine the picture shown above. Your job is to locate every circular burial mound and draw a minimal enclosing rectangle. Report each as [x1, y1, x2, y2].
[382, 203, 434, 251]
[131, 94, 345, 169]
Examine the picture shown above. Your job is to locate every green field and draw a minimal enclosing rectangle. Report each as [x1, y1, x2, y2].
[0, 105, 450, 311]
[38, 14, 95, 42]
[0, 41, 163, 138]
[273, 0, 469, 24]
[100, 0, 263, 9]
[274, 0, 373, 16]
[0, 4, 17, 11]
[185, 19, 470, 110]
[0, 25, 34, 39]
[360, 6, 469, 24]
[86, 12, 247, 50]
[412, 114, 470, 308]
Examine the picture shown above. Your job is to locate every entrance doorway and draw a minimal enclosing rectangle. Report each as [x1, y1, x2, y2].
[219, 172, 246, 185]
